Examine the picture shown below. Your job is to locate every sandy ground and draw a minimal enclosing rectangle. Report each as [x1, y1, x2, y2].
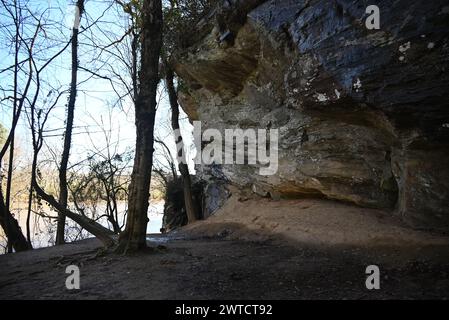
[1, 195, 448, 300]
[184, 193, 449, 249]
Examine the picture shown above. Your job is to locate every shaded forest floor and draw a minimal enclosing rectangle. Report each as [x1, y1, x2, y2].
[1, 197, 449, 300]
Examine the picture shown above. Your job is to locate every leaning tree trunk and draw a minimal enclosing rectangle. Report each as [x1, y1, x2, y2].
[56, 0, 85, 245]
[32, 181, 115, 247]
[0, 187, 31, 252]
[165, 66, 198, 224]
[116, 0, 163, 253]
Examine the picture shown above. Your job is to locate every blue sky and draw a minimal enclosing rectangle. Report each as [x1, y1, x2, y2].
[0, 0, 195, 174]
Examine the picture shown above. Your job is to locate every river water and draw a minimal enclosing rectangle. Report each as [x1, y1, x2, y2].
[0, 201, 164, 253]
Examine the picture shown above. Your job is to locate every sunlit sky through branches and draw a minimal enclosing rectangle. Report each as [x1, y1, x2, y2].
[0, 0, 195, 176]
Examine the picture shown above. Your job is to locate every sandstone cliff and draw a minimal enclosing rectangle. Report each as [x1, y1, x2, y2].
[174, 0, 449, 232]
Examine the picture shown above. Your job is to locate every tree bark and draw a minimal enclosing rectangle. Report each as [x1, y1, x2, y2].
[165, 66, 198, 223]
[33, 181, 115, 247]
[116, 0, 163, 253]
[0, 187, 31, 252]
[25, 150, 38, 248]
[56, 0, 85, 245]
[0, 0, 33, 252]
[4, 0, 20, 214]
[155, 139, 178, 180]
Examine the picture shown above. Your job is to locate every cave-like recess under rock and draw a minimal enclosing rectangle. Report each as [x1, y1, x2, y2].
[173, 0, 449, 232]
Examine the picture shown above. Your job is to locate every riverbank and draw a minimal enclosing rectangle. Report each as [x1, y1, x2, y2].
[0, 201, 164, 252]
[1, 197, 448, 299]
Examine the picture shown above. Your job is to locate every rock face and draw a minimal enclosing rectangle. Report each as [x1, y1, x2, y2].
[162, 178, 230, 232]
[174, 0, 449, 232]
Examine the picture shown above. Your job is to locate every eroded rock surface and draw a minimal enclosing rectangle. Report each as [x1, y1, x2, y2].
[174, 0, 449, 232]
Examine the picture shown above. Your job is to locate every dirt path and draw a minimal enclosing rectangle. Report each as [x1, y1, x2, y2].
[1, 197, 449, 300]
[0, 232, 448, 300]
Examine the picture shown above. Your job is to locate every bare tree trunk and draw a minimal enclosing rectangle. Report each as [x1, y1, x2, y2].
[102, 178, 121, 234]
[33, 182, 115, 247]
[0, 187, 31, 252]
[165, 66, 198, 223]
[25, 151, 38, 247]
[56, 0, 85, 245]
[155, 139, 178, 180]
[116, 0, 163, 253]
[5, 115, 15, 214]
[0, 0, 32, 252]
[4, 0, 20, 214]
[27, 93, 115, 249]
